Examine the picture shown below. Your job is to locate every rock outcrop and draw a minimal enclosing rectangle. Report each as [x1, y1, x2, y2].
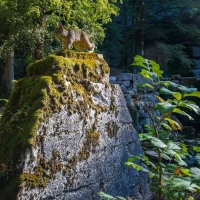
[0, 51, 150, 200]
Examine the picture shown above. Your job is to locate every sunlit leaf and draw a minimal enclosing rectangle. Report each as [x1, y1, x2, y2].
[184, 91, 200, 98]
[137, 82, 154, 89]
[164, 118, 182, 130]
[140, 69, 152, 80]
[156, 95, 164, 102]
[173, 108, 194, 120]
[148, 136, 167, 148]
[166, 149, 187, 166]
[180, 168, 192, 176]
[174, 167, 185, 176]
[167, 142, 181, 150]
[190, 167, 200, 181]
[181, 144, 188, 153]
[149, 60, 163, 77]
[161, 122, 172, 131]
[193, 146, 200, 153]
[171, 178, 199, 191]
[132, 55, 149, 69]
[161, 153, 171, 160]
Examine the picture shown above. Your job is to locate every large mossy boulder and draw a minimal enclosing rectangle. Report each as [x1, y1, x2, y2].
[0, 51, 150, 200]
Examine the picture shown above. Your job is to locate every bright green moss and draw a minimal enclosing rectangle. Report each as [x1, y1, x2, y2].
[27, 51, 110, 82]
[56, 50, 106, 63]
[0, 76, 53, 165]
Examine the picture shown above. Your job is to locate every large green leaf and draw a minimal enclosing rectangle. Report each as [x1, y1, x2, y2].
[148, 136, 167, 148]
[178, 101, 200, 115]
[173, 108, 194, 120]
[161, 153, 171, 160]
[159, 81, 197, 94]
[177, 85, 197, 94]
[140, 69, 152, 80]
[156, 102, 176, 114]
[193, 146, 200, 153]
[132, 55, 149, 69]
[165, 149, 187, 166]
[149, 60, 164, 77]
[160, 88, 182, 100]
[171, 178, 200, 191]
[167, 142, 181, 150]
[190, 167, 200, 181]
[139, 134, 167, 148]
[184, 91, 200, 98]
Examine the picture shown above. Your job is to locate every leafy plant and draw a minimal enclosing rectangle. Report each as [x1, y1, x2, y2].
[126, 56, 200, 199]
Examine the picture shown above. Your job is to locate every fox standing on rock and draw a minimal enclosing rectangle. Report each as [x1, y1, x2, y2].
[55, 23, 95, 52]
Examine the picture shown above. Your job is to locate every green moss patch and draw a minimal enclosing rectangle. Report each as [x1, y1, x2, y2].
[0, 77, 53, 164]
[27, 52, 109, 81]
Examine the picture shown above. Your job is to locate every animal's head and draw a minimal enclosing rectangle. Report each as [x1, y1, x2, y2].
[55, 22, 65, 36]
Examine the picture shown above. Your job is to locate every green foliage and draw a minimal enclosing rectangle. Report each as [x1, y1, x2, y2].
[127, 56, 200, 199]
[0, 0, 121, 59]
[157, 43, 193, 71]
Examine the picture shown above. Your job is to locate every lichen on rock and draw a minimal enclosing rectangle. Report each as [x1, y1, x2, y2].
[0, 51, 150, 200]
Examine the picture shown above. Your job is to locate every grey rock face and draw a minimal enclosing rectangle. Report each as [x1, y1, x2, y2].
[17, 83, 150, 199]
[118, 73, 133, 81]
[109, 76, 117, 84]
[122, 81, 130, 88]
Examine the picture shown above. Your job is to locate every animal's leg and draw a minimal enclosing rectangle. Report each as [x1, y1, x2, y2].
[67, 31, 75, 49]
[89, 44, 95, 53]
[67, 38, 74, 49]
[63, 39, 68, 49]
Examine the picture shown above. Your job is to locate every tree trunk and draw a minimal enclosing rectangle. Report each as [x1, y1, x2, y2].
[140, 0, 145, 56]
[1, 50, 14, 95]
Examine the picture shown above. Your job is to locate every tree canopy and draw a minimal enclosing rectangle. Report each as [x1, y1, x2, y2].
[0, 0, 120, 59]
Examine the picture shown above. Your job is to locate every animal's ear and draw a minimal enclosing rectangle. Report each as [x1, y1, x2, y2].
[57, 22, 64, 30]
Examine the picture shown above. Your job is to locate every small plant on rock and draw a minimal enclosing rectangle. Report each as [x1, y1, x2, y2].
[126, 56, 200, 200]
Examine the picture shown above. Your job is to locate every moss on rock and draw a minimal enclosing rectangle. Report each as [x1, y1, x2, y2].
[27, 51, 109, 81]
[0, 51, 110, 199]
